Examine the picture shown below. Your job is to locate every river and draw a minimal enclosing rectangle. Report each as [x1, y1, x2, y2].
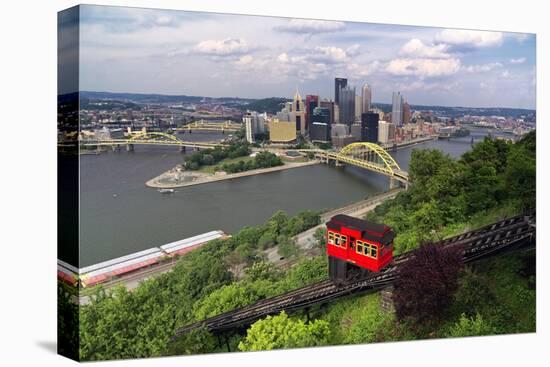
[72, 127, 505, 266]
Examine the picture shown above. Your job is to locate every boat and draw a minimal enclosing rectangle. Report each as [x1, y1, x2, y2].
[157, 188, 175, 194]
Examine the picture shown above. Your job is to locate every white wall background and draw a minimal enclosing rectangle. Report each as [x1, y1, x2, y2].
[0, 0, 547, 366]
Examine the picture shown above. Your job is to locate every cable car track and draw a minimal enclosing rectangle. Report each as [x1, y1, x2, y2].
[172, 211, 535, 339]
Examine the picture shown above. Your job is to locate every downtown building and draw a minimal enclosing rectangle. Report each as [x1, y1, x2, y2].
[305, 95, 320, 132]
[361, 112, 379, 143]
[334, 77, 348, 105]
[392, 91, 404, 126]
[309, 106, 332, 143]
[243, 111, 266, 143]
[339, 85, 356, 126]
[290, 90, 306, 135]
[362, 83, 372, 113]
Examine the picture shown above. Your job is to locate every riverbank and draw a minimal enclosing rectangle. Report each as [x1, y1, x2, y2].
[146, 160, 320, 188]
[75, 188, 404, 304]
[381, 135, 438, 151]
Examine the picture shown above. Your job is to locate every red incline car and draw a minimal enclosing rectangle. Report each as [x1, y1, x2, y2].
[326, 214, 395, 283]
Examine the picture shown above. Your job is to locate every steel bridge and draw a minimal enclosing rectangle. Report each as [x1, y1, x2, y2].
[174, 120, 243, 133]
[79, 130, 226, 150]
[302, 142, 409, 187]
[173, 211, 535, 338]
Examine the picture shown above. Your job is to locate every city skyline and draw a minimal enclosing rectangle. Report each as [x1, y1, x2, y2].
[70, 5, 536, 109]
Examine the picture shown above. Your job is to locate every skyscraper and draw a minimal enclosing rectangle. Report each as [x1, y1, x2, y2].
[403, 101, 411, 125]
[334, 77, 347, 106]
[392, 92, 404, 126]
[339, 86, 356, 126]
[305, 95, 319, 132]
[290, 89, 306, 134]
[312, 107, 331, 124]
[319, 99, 335, 125]
[355, 95, 362, 122]
[362, 83, 372, 113]
[361, 112, 379, 143]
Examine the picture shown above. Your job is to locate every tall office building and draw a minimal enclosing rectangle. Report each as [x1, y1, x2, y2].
[339, 86, 356, 125]
[403, 101, 411, 125]
[312, 107, 331, 125]
[319, 99, 335, 125]
[361, 112, 379, 143]
[305, 95, 319, 131]
[355, 95, 362, 122]
[243, 111, 266, 143]
[334, 77, 348, 105]
[276, 102, 292, 122]
[290, 89, 306, 134]
[362, 83, 372, 113]
[392, 92, 404, 126]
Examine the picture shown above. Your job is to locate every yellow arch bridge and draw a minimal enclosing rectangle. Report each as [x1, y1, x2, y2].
[174, 120, 243, 133]
[301, 142, 409, 187]
[80, 131, 226, 151]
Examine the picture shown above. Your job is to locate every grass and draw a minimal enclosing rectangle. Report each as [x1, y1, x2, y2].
[197, 155, 256, 173]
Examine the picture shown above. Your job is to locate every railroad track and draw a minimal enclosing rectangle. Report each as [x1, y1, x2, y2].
[172, 211, 535, 339]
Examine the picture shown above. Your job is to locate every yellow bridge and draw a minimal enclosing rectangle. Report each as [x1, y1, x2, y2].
[80, 130, 226, 151]
[301, 142, 409, 187]
[174, 120, 243, 133]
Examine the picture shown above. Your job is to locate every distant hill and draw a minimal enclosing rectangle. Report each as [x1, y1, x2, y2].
[372, 103, 534, 119]
[237, 97, 291, 114]
[79, 91, 253, 104]
[66, 92, 534, 118]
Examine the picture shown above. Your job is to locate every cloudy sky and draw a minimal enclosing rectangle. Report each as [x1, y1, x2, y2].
[75, 5, 536, 109]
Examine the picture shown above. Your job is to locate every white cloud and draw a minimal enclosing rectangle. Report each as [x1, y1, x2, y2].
[277, 53, 290, 63]
[385, 58, 461, 77]
[347, 61, 380, 77]
[310, 46, 348, 64]
[346, 44, 361, 57]
[275, 19, 346, 33]
[235, 55, 253, 65]
[399, 38, 450, 58]
[193, 38, 251, 56]
[501, 70, 510, 78]
[510, 57, 526, 64]
[435, 29, 503, 48]
[464, 62, 503, 73]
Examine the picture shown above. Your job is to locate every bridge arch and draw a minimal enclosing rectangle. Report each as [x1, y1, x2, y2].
[128, 131, 184, 144]
[335, 142, 403, 178]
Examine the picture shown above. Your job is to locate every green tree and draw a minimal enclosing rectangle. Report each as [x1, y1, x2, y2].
[447, 313, 496, 337]
[313, 227, 327, 249]
[244, 261, 282, 282]
[193, 280, 277, 320]
[238, 311, 330, 351]
[277, 237, 299, 258]
[504, 141, 536, 209]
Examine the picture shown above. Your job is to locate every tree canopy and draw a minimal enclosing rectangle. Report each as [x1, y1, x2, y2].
[238, 311, 330, 351]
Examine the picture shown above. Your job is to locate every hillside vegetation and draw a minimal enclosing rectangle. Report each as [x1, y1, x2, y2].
[61, 132, 536, 360]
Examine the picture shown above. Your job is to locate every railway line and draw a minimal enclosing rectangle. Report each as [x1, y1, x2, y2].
[172, 211, 535, 339]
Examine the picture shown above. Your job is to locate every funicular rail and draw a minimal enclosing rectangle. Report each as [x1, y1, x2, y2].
[172, 211, 535, 339]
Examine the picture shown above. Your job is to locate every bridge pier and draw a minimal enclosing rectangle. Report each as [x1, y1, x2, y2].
[380, 286, 395, 313]
[126, 144, 134, 152]
[180, 145, 186, 153]
[390, 177, 400, 189]
[111, 145, 121, 152]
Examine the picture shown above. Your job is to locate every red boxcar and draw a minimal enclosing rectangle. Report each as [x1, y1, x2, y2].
[326, 214, 395, 282]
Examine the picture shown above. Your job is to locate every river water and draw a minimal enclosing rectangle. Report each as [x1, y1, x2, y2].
[74, 127, 505, 266]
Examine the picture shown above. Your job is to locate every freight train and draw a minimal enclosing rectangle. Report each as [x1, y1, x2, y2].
[326, 214, 395, 283]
